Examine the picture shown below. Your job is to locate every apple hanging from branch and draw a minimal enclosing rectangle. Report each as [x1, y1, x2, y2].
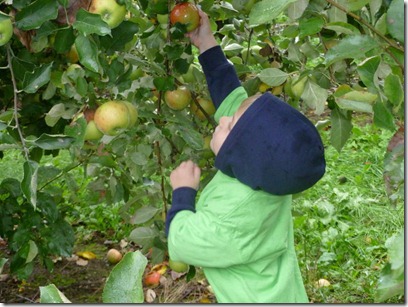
[94, 100, 138, 136]
[164, 86, 192, 110]
[89, 0, 127, 29]
[170, 2, 200, 33]
[0, 13, 13, 46]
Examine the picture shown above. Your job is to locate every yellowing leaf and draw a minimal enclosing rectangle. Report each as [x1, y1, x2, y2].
[76, 251, 97, 260]
[151, 263, 167, 275]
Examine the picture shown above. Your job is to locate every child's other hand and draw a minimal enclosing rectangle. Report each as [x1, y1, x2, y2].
[170, 160, 201, 190]
[185, 10, 217, 54]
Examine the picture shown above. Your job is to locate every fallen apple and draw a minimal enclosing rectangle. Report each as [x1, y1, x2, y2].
[168, 259, 189, 273]
[106, 248, 122, 264]
[144, 271, 161, 287]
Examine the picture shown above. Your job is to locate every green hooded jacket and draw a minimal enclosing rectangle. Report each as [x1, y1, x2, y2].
[167, 87, 309, 303]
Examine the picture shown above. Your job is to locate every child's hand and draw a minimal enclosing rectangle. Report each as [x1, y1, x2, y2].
[170, 160, 201, 190]
[185, 10, 218, 54]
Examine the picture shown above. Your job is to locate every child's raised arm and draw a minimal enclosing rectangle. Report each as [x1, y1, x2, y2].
[187, 10, 241, 109]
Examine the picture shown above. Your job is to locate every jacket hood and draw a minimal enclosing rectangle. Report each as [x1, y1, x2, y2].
[214, 92, 326, 195]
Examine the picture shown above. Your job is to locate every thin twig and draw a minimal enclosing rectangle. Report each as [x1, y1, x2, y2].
[325, 0, 404, 71]
[6, 45, 29, 160]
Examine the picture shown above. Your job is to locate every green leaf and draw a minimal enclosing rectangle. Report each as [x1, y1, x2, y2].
[177, 125, 204, 150]
[75, 35, 100, 73]
[15, 0, 59, 30]
[344, 0, 370, 11]
[330, 108, 352, 152]
[0, 258, 8, 274]
[26, 240, 38, 263]
[258, 68, 288, 86]
[387, 0, 404, 43]
[357, 56, 381, 92]
[287, 0, 309, 20]
[22, 62, 53, 94]
[324, 22, 360, 35]
[21, 160, 39, 208]
[102, 251, 148, 303]
[100, 21, 139, 53]
[249, 0, 297, 25]
[373, 101, 395, 131]
[300, 79, 327, 115]
[73, 9, 111, 37]
[384, 73, 403, 106]
[33, 134, 75, 150]
[53, 27, 75, 54]
[299, 16, 325, 38]
[335, 90, 377, 113]
[376, 229, 405, 302]
[325, 35, 379, 66]
[40, 284, 71, 303]
[131, 206, 160, 225]
[128, 227, 158, 252]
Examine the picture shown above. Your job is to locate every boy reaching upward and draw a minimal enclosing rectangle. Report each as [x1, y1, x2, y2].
[165, 10, 325, 303]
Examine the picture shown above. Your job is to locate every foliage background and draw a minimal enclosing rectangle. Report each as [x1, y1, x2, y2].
[0, 0, 404, 303]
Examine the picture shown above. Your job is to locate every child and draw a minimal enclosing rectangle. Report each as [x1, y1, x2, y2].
[165, 10, 325, 303]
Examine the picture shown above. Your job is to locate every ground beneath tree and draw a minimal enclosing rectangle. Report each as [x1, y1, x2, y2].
[0, 235, 215, 303]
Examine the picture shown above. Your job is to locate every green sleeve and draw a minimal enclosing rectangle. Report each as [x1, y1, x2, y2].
[214, 87, 248, 123]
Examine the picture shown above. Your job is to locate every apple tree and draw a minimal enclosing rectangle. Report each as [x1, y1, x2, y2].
[0, 0, 404, 282]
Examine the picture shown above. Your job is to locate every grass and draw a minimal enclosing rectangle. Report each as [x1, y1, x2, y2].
[293, 121, 404, 303]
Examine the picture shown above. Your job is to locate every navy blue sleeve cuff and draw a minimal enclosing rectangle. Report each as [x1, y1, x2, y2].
[198, 46, 241, 108]
[165, 187, 197, 237]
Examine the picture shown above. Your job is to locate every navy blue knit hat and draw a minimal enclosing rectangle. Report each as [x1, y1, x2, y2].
[214, 92, 325, 195]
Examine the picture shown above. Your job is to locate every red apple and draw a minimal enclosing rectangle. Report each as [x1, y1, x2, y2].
[164, 86, 192, 110]
[170, 2, 200, 32]
[143, 271, 161, 287]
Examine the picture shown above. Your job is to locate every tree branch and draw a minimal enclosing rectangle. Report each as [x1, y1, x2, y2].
[7, 45, 30, 160]
[325, 0, 404, 53]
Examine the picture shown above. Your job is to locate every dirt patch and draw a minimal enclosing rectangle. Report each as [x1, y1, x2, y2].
[0, 237, 215, 304]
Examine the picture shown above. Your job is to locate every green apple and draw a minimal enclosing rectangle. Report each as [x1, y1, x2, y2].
[84, 120, 104, 141]
[0, 15, 13, 46]
[291, 76, 307, 99]
[164, 86, 192, 110]
[66, 44, 79, 63]
[89, 0, 126, 29]
[106, 248, 122, 264]
[123, 101, 138, 127]
[191, 97, 215, 120]
[168, 259, 189, 273]
[94, 100, 131, 135]
[170, 2, 200, 32]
